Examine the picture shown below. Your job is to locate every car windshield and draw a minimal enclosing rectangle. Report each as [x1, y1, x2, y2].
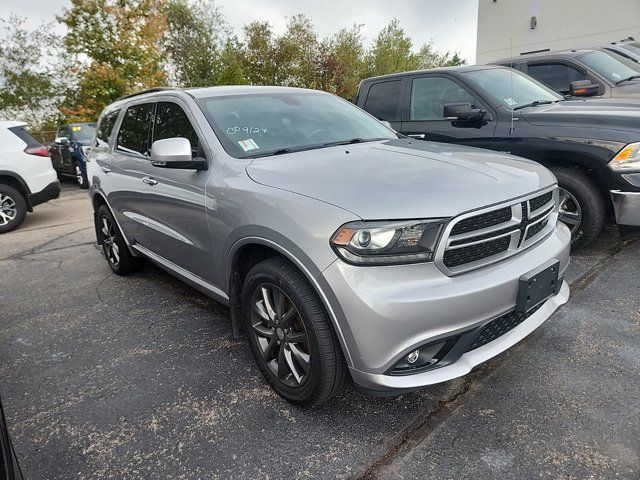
[578, 50, 640, 83]
[196, 91, 397, 158]
[462, 68, 563, 110]
[70, 123, 97, 143]
[618, 42, 640, 57]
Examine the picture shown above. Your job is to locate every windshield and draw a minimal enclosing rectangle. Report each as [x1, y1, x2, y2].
[578, 51, 640, 83]
[196, 91, 396, 158]
[70, 123, 96, 143]
[618, 42, 640, 58]
[462, 68, 563, 110]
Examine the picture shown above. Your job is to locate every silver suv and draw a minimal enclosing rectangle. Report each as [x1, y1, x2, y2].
[87, 86, 571, 406]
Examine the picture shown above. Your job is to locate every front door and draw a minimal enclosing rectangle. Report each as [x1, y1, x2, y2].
[135, 100, 212, 280]
[399, 75, 497, 150]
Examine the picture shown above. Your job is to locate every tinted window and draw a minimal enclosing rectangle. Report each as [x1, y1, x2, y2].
[153, 102, 199, 157]
[364, 80, 403, 121]
[8, 126, 41, 148]
[96, 110, 120, 147]
[527, 63, 588, 93]
[197, 92, 396, 159]
[58, 126, 70, 138]
[410, 77, 476, 120]
[117, 103, 154, 156]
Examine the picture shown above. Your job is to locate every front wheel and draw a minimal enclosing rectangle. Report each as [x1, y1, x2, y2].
[551, 167, 606, 248]
[75, 163, 89, 189]
[242, 257, 349, 406]
[0, 184, 27, 233]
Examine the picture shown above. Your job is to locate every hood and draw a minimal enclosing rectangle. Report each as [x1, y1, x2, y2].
[519, 98, 640, 130]
[246, 139, 556, 220]
[612, 79, 640, 98]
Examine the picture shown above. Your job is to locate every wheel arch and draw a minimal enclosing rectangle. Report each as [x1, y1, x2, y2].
[226, 236, 355, 367]
[0, 171, 32, 211]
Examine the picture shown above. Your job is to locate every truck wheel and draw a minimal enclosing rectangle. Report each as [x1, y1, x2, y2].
[242, 256, 349, 406]
[0, 184, 27, 234]
[551, 167, 606, 248]
[96, 205, 145, 275]
[75, 163, 89, 189]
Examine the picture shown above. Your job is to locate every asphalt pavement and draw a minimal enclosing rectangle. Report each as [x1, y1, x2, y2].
[0, 183, 638, 479]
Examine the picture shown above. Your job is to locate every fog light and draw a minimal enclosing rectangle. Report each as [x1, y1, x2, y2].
[406, 349, 420, 364]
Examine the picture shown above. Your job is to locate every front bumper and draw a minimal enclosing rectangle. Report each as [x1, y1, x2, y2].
[322, 223, 571, 394]
[28, 180, 60, 208]
[610, 190, 640, 226]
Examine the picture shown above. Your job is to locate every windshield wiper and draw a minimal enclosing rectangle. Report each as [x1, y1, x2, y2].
[615, 74, 640, 85]
[249, 148, 296, 158]
[513, 99, 555, 110]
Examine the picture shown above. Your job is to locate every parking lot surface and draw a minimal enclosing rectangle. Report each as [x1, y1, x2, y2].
[1, 184, 639, 479]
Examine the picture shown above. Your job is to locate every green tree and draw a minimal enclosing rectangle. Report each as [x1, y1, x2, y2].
[319, 24, 366, 99]
[59, 0, 168, 121]
[0, 14, 66, 129]
[242, 21, 278, 85]
[366, 19, 421, 77]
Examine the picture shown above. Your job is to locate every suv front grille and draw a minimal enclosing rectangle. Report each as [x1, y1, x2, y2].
[465, 303, 543, 352]
[438, 189, 557, 274]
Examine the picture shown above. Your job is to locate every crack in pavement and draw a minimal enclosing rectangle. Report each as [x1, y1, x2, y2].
[2, 226, 94, 261]
[351, 234, 640, 479]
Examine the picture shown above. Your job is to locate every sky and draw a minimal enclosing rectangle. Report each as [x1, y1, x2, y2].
[3, 0, 479, 63]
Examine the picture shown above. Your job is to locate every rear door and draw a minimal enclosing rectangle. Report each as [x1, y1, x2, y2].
[135, 99, 212, 279]
[399, 74, 497, 149]
[106, 102, 155, 240]
[358, 78, 405, 131]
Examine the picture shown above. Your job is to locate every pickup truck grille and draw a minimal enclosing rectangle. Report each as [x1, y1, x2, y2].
[436, 188, 558, 275]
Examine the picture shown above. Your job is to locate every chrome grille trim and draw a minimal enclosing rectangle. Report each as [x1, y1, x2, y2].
[435, 186, 559, 276]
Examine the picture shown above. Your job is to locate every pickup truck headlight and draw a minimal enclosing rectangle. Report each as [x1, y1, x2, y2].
[609, 142, 640, 171]
[330, 219, 445, 265]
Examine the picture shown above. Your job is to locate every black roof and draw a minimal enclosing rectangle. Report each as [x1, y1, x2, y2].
[361, 64, 507, 82]
[492, 48, 600, 65]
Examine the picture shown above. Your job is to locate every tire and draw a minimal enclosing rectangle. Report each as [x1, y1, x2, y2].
[75, 163, 89, 189]
[551, 167, 606, 249]
[96, 204, 145, 275]
[242, 256, 349, 406]
[0, 184, 27, 234]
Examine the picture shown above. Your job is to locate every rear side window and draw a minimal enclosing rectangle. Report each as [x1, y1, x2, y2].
[526, 63, 588, 94]
[8, 126, 42, 148]
[96, 110, 120, 147]
[153, 102, 200, 157]
[117, 103, 154, 156]
[363, 80, 403, 121]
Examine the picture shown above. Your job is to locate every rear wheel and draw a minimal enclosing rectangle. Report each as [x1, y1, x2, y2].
[0, 184, 27, 234]
[242, 256, 349, 406]
[96, 205, 144, 275]
[551, 167, 606, 248]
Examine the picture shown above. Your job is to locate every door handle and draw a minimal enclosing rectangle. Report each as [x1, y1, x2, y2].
[142, 176, 158, 186]
[100, 166, 111, 173]
[407, 134, 426, 139]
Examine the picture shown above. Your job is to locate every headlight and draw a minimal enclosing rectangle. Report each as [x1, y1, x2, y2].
[330, 219, 446, 265]
[609, 142, 640, 171]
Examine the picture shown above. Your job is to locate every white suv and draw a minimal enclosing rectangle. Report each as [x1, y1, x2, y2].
[0, 121, 60, 233]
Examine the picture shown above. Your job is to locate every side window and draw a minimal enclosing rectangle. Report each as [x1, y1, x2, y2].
[526, 63, 588, 94]
[58, 126, 70, 139]
[96, 110, 120, 148]
[117, 103, 154, 156]
[363, 80, 403, 121]
[153, 102, 200, 157]
[410, 76, 476, 121]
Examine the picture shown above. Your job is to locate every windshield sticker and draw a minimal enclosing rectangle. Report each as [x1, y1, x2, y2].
[238, 138, 259, 151]
[503, 97, 517, 107]
[227, 126, 269, 135]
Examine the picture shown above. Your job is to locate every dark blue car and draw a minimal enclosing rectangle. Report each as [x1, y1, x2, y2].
[50, 122, 97, 189]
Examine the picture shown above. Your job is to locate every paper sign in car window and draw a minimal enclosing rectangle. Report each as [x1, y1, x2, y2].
[238, 138, 259, 152]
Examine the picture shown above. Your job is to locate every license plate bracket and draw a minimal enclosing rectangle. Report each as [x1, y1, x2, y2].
[517, 259, 560, 313]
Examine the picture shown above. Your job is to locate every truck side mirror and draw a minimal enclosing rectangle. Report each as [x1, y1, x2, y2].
[569, 80, 599, 97]
[443, 102, 487, 127]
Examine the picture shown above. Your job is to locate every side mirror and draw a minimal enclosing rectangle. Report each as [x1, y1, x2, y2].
[150, 137, 207, 170]
[569, 80, 599, 97]
[55, 136, 69, 144]
[443, 102, 487, 127]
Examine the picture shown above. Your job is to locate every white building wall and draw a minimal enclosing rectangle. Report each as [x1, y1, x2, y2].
[476, 0, 640, 64]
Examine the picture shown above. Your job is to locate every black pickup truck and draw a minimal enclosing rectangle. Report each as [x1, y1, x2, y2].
[356, 65, 640, 247]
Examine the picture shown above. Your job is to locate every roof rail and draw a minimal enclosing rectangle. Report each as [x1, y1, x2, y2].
[116, 87, 176, 101]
